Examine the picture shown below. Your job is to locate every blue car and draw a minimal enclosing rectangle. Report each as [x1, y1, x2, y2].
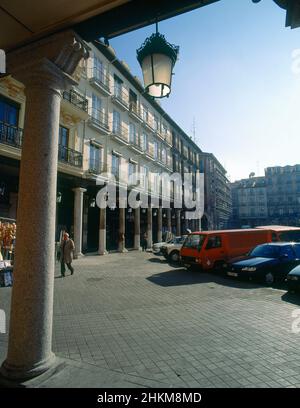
[286, 265, 300, 292]
[227, 243, 300, 284]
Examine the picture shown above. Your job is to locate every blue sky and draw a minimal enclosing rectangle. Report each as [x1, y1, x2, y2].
[110, 0, 300, 182]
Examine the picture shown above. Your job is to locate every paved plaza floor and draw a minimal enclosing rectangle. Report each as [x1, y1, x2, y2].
[1, 251, 300, 388]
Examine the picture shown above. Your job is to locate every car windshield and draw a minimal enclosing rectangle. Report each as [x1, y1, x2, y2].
[182, 234, 205, 250]
[249, 245, 281, 258]
[174, 236, 186, 244]
[278, 231, 300, 243]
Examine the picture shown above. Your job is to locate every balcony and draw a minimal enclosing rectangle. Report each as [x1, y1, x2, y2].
[62, 89, 88, 112]
[61, 89, 89, 120]
[88, 108, 110, 135]
[88, 159, 104, 175]
[129, 102, 143, 123]
[111, 123, 129, 145]
[144, 144, 155, 161]
[58, 145, 82, 168]
[111, 87, 129, 111]
[165, 133, 172, 146]
[129, 135, 143, 153]
[0, 122, 23, 149]
[89, 68, 111, 96]
[142, 117, 155, 133]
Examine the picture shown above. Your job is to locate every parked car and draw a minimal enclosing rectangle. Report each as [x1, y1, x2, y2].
[286, 266, 300, 292]
[152, 237, 175, 255]
[226, 243, 300, 284]
[161, 236, 187, 263]
[180, 226, 300, 272]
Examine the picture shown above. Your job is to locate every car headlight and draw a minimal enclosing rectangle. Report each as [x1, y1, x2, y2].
[242, 267, 257, 272]
[288, 275, 299, 281]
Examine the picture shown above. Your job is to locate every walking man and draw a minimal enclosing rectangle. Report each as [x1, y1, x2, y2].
[60, 232, 75, 277]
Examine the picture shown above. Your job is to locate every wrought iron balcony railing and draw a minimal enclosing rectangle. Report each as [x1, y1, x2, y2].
[129, 102, 142, 119]
[89, 108, 109, 130]
[0, 121, 23, 149]
[62, 89, 88, 112]
[112, 87, 129, 109]
[111, 123, 129, 142]
[58, 145, 82, 168]
[89, 159, 104, 175]
[90, 68, 110, 92]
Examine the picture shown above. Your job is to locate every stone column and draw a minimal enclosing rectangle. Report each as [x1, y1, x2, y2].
[72, 187, 86, 257]
[118, 207, 127, 252]
[176, 210, 181, 236]
[134, 207, 141, 250]
[0, 31, 89, 381]
[147, 207, 153, 248]
[157, 207, 163, 243]
[98, 208, 107, 255]
[167, 208, 172, 234]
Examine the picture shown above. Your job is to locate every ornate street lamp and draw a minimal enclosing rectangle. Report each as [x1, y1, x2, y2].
[137, 21, 179, 98]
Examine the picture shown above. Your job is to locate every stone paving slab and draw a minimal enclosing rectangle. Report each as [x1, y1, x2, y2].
[1, 251, 300, 388]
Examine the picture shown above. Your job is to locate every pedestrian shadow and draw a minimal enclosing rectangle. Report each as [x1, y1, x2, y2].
[147, 268, 261, 289]
[281, 291, 300, 306]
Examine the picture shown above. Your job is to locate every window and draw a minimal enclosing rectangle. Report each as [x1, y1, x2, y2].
[140, 165, 149, 188]
[153, 141, 159, 160]
[112, 110, 121, 134]
[128, 162, 136, 177]
[59, 126, 69, 161]
[89, 143, 102, 172]
[129, 90, 137, 111]
[161, 147, 167, 163]
[0, 96, 19, 126]
[93, 56, 105, 83]
[114, 75, 123, 98]
[142, 132, 148, 151]
[205, 236, 222, 250]
[129, 123, 136, 143]
[91, 94, 104, 122]
[112, 153, 120, 178]
[153, 115, 159, 132]
[142, 105, 148, 122]
[59, 126, 69, 147]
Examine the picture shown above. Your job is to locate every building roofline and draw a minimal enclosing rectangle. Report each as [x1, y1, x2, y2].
[200, 152, 227, 174]
[92, 39, 202, 153]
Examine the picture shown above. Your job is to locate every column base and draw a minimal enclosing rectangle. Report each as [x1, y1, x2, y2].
[74, 252, 84, 259]
[118, 248, 128, 253]
[134, 247, 142, 251]
[98, 250, 108, 255]
[0, 352, 56, 382]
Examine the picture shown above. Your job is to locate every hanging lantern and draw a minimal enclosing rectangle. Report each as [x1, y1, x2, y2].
[137, 22, 179, 98]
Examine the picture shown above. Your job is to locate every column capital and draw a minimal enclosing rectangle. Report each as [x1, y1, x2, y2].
[72, 187, 87, 194]
[7, 29, 90, 89]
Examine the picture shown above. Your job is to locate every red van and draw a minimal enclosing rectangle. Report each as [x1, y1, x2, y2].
[180, 226, 300, 271]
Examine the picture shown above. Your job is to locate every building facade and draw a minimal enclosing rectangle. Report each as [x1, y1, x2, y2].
[265, 165, 300, 226]
[199, 153, 232, 230]
[230, 176, 268, 228]
[230, 165, 300, 228]
[0, 40, 229, 255]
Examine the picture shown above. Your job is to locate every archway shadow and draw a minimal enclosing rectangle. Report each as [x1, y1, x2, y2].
[147, 268, 262, 289]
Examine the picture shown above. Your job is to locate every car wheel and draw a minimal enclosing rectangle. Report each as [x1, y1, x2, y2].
[169, 251, 180, 263]
[265, 272, 274, 285]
